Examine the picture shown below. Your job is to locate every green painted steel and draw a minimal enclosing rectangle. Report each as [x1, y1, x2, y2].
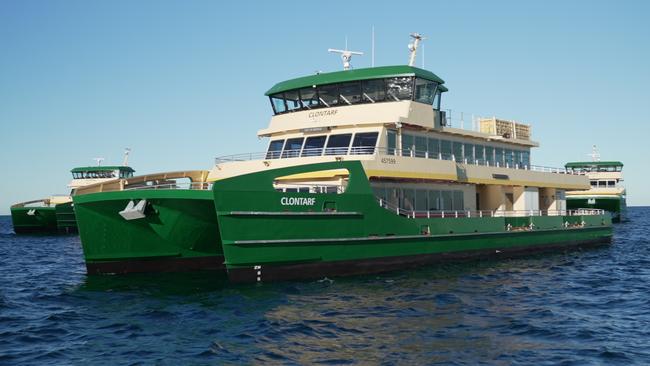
[73, 189, 223, 269]
[565, 161, 623, 168]
[10, 206, 58, 234]
[71, 166, 135, 173]
[212, 161, 613, 278]
[55, 202, 77, 233]
[567, 196, 626, 222]
[265, 65, 447, 96]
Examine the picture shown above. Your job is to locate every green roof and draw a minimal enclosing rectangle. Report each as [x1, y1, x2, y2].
[265, 65, 448, 96]
[565, 161, 623, 168]
[71, 166, 135, 173]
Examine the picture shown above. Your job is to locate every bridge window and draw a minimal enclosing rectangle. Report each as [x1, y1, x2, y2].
[339, 82, 362, 105]
[299, 87, 319, 109]
[282, 138, 304, 158]
[317, 84, 339, 107]
[362, 79, 386, 103]
[324, 133, 351, 155]
[386, 77, 413, 101]
[270, 94, 287, 114]
[284, 90, 301, 112]
[433, 91, 441, 110]
[351, 132, 378, 155]
[414, 78, 437, 105]
[301, 135, 326, 157]
[119, 170, 134, 179]
[266, 139, 285, 159]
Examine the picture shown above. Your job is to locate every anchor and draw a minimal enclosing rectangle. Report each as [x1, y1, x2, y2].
[118, 199, 147, 220]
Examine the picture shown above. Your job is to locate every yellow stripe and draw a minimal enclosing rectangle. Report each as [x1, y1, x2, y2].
[366, 169, 588, 189]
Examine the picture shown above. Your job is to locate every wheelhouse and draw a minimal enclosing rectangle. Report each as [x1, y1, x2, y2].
[71, 166, 135, 180]
[265, 65, 448, 115]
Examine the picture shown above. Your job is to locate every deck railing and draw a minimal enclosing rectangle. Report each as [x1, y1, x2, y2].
[215, 147, 581, 175]
[124, 182, 212, 191]
[376, 198, 604, 219]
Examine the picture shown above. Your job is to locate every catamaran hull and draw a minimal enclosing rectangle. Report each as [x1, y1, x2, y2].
[213, 161, 613, 283]
[566, 196, 626, 222]
[225, 229, 611, 283]
[11, 202, 77, 234]
[73, 189, 224, 274]
[10, 207, 58, 234]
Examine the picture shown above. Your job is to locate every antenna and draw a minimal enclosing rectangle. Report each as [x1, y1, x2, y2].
[123, 148, 131, 166]
[422, 43, 425, 68]
[371, 26, 375, 67]
[93, 157, 105, 166]
[588, 145, 601, 162]
[328, 48, 363, 70]
[408, 32, 426, 67]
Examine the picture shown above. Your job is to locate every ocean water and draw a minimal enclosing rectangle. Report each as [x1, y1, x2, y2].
[1, 208, 649, 365]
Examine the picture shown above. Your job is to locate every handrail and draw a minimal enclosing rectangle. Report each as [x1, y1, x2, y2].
[124, 182, 213, 191]
[11, 198, 54, 209]
[215, 147, 582, 175]
[73, 170, 211, 195]
[375, 197, 605, 219]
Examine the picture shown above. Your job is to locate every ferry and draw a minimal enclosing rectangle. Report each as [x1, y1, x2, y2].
[565, 147, 626, 222]
[10, 150, 135, 234]
[72, 34, 612, 282]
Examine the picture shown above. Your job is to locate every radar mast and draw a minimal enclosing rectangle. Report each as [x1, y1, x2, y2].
[408, 33, 426, 67]
[328, 46, 363, 71]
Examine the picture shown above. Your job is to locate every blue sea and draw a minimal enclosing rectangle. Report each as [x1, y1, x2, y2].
[1, 208, 650, 365]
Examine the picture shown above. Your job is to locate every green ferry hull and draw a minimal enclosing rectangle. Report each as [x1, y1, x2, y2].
[11, 201, 78, 234]
[213, 161, 613, 283]
[566, 196, 626, 222]
[73, 189, 224, 274]
[11, 206, 58, 234]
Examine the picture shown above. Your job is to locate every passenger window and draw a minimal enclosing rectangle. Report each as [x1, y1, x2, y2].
[301, 136, 327, 157]
[350, 132, 378, 155]
[324, 134, 352, 155]
[282, 138, 304, 158]
[266, 139, 285, 159]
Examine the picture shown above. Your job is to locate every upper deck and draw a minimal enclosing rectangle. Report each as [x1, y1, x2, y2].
[68, 166, 135, 189]
[260, 65, 536, 149]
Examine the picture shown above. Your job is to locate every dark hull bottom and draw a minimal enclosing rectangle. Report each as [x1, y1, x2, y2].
[86, 255, 226, 275]
[227, 237, 612, 283]
[13, 226, 77, 235]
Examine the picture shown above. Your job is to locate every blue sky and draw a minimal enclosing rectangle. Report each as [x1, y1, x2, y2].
[1, 0, 648, 213]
